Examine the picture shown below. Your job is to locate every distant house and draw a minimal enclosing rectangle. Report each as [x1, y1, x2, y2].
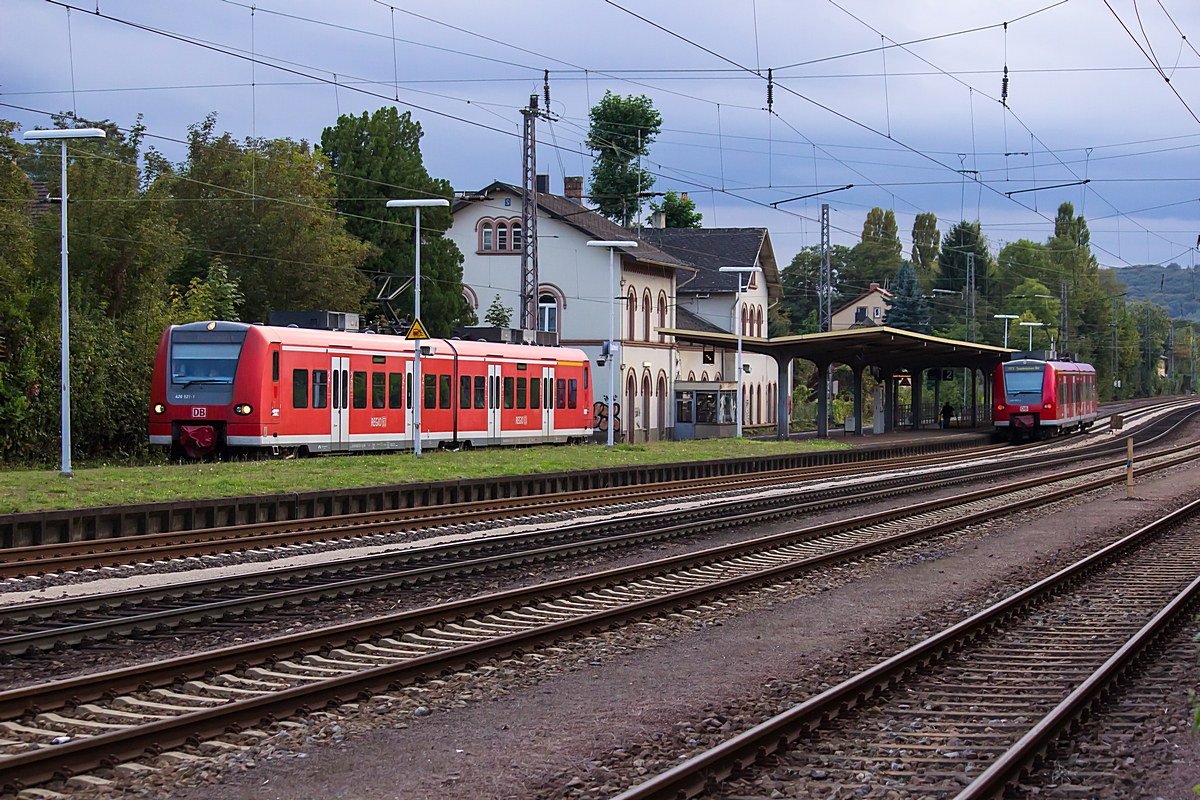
[831, 283, 892, 330]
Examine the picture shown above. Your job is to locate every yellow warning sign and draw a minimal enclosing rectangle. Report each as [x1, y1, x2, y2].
[405, 318, 431, 340]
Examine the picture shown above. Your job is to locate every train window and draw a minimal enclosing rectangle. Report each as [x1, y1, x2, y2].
[439, 375, 452, 409]
[460, 376, 471, 410]
[353, 371, 367, 409]
[406, 373, 413, 410]
[292, 369, 308, 409]
[424, 374, 436, 409]
[530, 377, 540, 410]
[372, 372, 386, 409]
[474, 375, 486, 409]
[312, 370, 328, 409]
[568, 379, 578, 409]
[583, 366, 589, 390]
[389, 373, 403, 409]
[556, 378, 566, 409]
[516, 377, 527, 409]
[272, 351, 280, 382]
[504, 377, 515, 409]
[545, 377, 553, 409]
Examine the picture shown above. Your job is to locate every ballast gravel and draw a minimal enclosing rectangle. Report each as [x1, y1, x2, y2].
[43, 459, 1200, 800]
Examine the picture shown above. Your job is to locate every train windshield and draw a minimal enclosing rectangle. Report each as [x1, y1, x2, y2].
[171, 330, 245, 385]
[1003, 364, 1044, 404]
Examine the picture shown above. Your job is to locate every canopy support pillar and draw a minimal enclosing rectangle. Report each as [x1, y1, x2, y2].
[816, 360, 829, 438]
[852, 364, 864, 436]
[776, 357, 791, 441]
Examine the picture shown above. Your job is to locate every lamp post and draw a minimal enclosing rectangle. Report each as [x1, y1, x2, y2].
[994, 314, 1019, 348]
[23, 127, 106, 478]
[719, 266, 763, 438]
[386, 198, 450, 458]
[1019, 321, 1045, 351]
[587, 240, 637, 447]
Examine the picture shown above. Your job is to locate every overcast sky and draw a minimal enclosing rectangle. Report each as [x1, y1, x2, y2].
[5, 0, 1200, 270]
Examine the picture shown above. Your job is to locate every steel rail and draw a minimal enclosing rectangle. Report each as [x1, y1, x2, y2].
[608, 495, 1200, 800]
[3, 416, 1197, 657]
[0, 398, 1185, 576]
[0, 443, 1009, 576]
[951, 574, 1200, 799]
[1, 444, 1198, 790]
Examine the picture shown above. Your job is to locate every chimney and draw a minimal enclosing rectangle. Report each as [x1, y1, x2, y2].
[536, 174, 550, 194]
[651, 210, 667, 229]
[564, 176, 584, 203]
[869, 282, 880, 291]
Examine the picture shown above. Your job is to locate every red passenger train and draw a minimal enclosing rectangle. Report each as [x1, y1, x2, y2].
[149, 321, 594, 458]
[993, 353, 1098, 441]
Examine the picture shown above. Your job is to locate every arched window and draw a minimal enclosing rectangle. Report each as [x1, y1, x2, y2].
[627, 288, 638, 341]
[701, 371, 709, 382]
[688, 371, 695, 381]
[510, 222, 522, 251]
[496, 222, 508, 251]
[657, 292, 668, 343]
[642, 290, 652, 342]
[740, 304, 747, 336]
[757, 384, 763, 424]
[538, 294, 558, 333]
[657, 373, 667, 438]
[767, 383, 773, 423]
[757, 306, 764, 338]
[642, 373, 652, 436]
[714, 372, 721, 381]
[742, 385, 747, 423]
[626, 371, 637, 441]
[481, 222, 494, 252]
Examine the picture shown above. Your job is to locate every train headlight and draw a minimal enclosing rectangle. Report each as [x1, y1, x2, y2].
[995, 404, 1004, 411]
[1043, 403, 1052, 410]
[153, 403, 166, 415]
[234, 404, 254, 416]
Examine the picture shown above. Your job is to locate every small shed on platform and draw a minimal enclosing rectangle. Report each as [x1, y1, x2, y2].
[657, 326, 1014, 439]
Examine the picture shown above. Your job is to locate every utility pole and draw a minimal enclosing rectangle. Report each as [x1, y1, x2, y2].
[519, 93, 540, 332]
[1061, 277, 1069, 355]
[1169, 323, 1176, 392]
[820, 203, 832, 431]
[519, 77, 558, 332]
[965, 252, 974, 416]
[1111, 301, 1119, 397]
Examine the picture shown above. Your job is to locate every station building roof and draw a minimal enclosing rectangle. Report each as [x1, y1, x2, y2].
[659, 325, 1014, 372]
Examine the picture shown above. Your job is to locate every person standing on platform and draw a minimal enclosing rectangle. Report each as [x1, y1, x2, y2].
[940, 402, 954, 429]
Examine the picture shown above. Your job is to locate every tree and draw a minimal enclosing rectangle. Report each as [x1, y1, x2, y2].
[779, 244, 853, 334]
[319, 107, 474, 336]
[884, 262, 930, 333]
[174, 114, 372, 325]
[848, 207, 903, 287]
[651, 190, 701, 228]
[910, 212, 940, 289]
[1005, 278, 1060, 327]
[586, 92, 662, 226]
[936, 220, 990, 293]
[170, 260, 244, 323]
[484, 294, 512, 328]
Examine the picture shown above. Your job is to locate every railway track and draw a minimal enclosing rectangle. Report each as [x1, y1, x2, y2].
[0, 399, 1184, 580]
[608, 492, 1200, 800]
[0, 430, 1198, 792]
[1, 408, 1196, 660]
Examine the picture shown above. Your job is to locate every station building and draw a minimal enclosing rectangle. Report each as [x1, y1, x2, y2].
[449, 178, 781, 442]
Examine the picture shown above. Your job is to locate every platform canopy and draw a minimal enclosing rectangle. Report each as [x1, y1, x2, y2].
[660, 325, 1013, 372]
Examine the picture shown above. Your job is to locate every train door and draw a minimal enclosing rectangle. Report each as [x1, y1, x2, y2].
[404, 360, 415, 448]
[330, 355, 350, 451]
[542, 366, 555, 437]
[488, 363, 502, 442]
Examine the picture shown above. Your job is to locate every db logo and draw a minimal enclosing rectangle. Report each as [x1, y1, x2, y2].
[1019, 405, 1029, 412]
[191, 407, 207, 418]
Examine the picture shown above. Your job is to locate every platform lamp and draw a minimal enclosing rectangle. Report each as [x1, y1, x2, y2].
[386, 198, 450, 458]
[718, 266, 763, 438]
[587, 241, 637, 447]
[994, 314, 1020, 348]
[23, 126, 107, 478]
[1019, 321, 1045, 351]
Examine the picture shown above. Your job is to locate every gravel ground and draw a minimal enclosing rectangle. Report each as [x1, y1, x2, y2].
[85, 460, 1200, 800]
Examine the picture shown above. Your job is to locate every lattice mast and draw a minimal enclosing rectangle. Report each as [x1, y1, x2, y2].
[520, 94, 540, 331]
[820, 203, 832, 332]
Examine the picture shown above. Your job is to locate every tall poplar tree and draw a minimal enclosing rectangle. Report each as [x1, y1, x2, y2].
[586, 92, 662, 226]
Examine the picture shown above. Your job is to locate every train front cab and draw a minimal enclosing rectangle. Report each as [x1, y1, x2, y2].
[994, 359, 1097, 442]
